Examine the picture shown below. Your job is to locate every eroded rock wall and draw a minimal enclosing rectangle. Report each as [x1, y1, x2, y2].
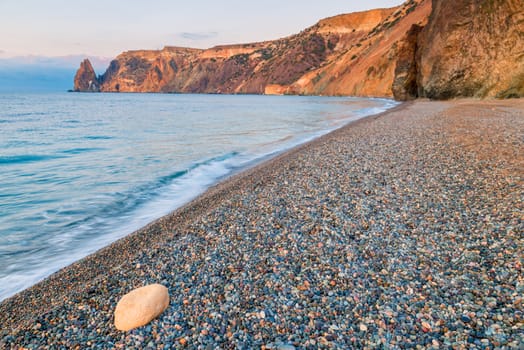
[417, 0, 524, 99]
[74, 0, 523, 100]
[80, 5, 415, 95]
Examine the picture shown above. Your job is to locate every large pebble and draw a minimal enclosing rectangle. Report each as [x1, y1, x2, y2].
[114, 284, 169, 331]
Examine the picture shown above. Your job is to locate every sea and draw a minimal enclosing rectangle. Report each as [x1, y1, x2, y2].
[0, 92, 398, 301]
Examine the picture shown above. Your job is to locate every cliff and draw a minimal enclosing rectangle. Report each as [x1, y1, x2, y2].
[74, 3, 419, 95]
[292, 0, 431, 97]
[74, 0, 524, 99]
[91, 5, 399, 95]
[416, 0, 524, 99]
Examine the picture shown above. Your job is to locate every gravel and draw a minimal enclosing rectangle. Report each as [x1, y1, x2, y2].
[1, 99, 523, 349]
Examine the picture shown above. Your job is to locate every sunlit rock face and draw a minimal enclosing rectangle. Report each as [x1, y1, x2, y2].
[74, 59, 100, 92]
[80, 2, 427, 97]
[416, 0, 524, 99]
[74, 0, 523, 100]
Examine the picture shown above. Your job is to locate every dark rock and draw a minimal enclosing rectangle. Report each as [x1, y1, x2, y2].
[392, 24, 424, 101]
[461, 315, 472, 323]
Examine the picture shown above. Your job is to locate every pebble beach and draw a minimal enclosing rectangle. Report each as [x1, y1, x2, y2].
[1, 100, 523, 349]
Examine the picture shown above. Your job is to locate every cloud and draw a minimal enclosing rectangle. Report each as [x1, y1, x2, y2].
[0, 54, 111, 72]
[178, 32, 219, 41]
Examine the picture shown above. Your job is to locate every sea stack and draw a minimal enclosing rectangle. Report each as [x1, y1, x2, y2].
[74, 59, 100, 92]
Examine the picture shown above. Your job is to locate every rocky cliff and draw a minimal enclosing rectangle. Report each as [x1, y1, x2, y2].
[416, 0, 524, 99]
[74, 59, 99, 92]
[292, 0, 431, 97]
[74, 0, 523, 100]
[91, 5, 400, 95]
[75, 2, 424, 96]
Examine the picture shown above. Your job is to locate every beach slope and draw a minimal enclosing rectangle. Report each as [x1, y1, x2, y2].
[1, 100, 523, 348]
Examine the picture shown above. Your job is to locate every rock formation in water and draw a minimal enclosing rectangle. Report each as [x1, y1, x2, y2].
[74, 59, 100, 92]
[74, 0, 524, 100]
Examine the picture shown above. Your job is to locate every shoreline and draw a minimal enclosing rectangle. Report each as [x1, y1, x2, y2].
[1, 99, 522, 348]
[0, 100, 406, 330]
[0, 94, 397, 303]
[0, 96, 398, 304]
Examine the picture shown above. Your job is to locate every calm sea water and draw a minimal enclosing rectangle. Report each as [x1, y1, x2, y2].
[0, 93, 397, 301]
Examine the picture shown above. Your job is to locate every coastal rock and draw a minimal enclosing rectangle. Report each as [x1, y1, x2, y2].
[265, 84, 289, 95]
[392, 24, 424, 100]
[73, 59, 100, 92]
[114, 284, 169, 331]
[74, 0, 523, 99]
[417, 0, 524, 99]
[89, 1, 430, 98]
[292, 0, 431, 97]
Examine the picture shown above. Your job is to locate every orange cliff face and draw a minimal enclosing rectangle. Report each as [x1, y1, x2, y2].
[74, 0, 524, 100]
[416, 0, 524, 99]
[291, 0, 431, 97]
[75, 2, 415, 95]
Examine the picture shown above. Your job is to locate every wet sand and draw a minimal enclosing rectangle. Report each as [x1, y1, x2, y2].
[1, 99, 523, 348]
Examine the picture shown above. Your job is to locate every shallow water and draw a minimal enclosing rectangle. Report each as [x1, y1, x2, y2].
[0, 92, 397, 300]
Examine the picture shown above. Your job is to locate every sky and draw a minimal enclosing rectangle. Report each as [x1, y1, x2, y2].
[0, 0, 404, 60]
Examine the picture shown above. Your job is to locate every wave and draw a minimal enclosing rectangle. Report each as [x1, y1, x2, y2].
[0, 151, 248, 301]
[0, 96, 400, 301]
[92, 151, 244, 227]
[83, 135, 114, 140]
[0, 154, 65, 165]
[60, 147, 106, 155]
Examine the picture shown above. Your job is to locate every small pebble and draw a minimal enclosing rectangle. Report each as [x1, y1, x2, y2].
[461, 315, 472, 323]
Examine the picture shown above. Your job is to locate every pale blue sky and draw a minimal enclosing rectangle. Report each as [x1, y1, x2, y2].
[0, 0, 404, 58]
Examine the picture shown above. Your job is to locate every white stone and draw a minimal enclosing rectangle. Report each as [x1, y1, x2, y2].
[114, 284, 169, 331]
